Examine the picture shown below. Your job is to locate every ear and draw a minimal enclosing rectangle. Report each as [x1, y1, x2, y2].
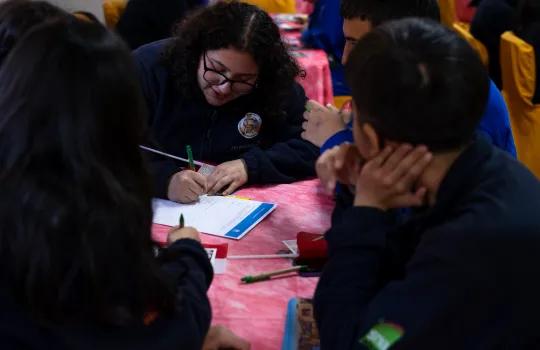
[357, 123, 381, 160]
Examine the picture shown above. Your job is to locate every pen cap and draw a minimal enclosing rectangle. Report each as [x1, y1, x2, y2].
[295, 231, 328, 271]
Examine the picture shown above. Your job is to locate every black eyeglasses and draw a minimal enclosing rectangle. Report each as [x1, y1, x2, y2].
[202, 53, 257, 94]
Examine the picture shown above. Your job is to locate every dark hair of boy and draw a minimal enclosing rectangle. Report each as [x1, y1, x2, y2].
[340, 0, 441, 23]
[0, 0, 67, 65]
[0, 19, 178, 326]
[164, 1, 304, 121]
[346, 18, 490, 151]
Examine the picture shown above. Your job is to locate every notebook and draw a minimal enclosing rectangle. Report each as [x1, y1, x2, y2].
[152, 196, 276, 240]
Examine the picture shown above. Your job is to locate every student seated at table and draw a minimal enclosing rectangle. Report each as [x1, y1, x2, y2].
[514, 0, 540, 104]
[469, 0, 517, 89]
[0, 18, 248, 350]
[134, 1, 318, 204]
[0, 0, 67, 66]
[302, 0, 350, 95]
[116, 0, 206, 50]
[314, 18, 540, 349]
[302, 0, 517, 158]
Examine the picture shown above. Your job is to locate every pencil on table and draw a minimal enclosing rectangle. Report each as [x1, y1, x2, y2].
[241, 265, 306, 284]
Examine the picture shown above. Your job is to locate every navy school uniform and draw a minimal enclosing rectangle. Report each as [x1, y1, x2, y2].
[133, 39, 319, 198]
[314, 137, 540, 349]
[0, 239, 213, 349]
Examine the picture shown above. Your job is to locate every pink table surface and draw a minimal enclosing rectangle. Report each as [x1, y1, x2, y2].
[294, 49, 334, 106]
[152, 179, 334, 349]
[281, 30, 303, 49]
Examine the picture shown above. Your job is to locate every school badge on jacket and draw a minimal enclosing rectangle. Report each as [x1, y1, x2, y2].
[238, 112, 262, 139]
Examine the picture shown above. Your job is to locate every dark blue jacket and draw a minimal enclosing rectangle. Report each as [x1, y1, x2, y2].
[301, 0, 350, 95]
[314, 137, 540, 349]
[0, 239, 213, 349]
[133, 39, 319, 198]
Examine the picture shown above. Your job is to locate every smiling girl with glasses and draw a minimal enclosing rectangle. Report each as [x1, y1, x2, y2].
[134, 1, 318, 204]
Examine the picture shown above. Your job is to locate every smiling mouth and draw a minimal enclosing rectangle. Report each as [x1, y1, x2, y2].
[210, 88, 228, 100]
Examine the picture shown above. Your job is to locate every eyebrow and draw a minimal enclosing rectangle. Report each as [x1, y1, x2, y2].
[208, 56, 258, 78]
[344, 36, 358, 42]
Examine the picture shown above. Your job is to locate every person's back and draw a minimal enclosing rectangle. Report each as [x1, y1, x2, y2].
[0, 0, 67, 66]
[301, 0, 349, 95]
[116, 0, 205, 49]
[514, 0, 540, 104]
[314, 18, 540, 349]
[0, 18, 213, 349]
[470, 0, 517, 88]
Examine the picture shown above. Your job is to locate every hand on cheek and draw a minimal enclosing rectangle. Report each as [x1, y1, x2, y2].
[353, 144, 433, 210]
[206, 159, 248, 196]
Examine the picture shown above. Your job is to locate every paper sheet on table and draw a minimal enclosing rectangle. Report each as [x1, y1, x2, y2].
[152, 196, 277, 240]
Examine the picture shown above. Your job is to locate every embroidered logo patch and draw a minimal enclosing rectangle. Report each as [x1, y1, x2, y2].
[238, 112, 262, 139]
[359, 322, 404, 350]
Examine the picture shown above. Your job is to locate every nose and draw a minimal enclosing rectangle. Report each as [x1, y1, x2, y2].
[215, 81, 232, 94]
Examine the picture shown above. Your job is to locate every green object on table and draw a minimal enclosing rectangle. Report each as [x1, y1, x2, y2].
[179, 214, 184, 228]
[186, 145, 195, 170]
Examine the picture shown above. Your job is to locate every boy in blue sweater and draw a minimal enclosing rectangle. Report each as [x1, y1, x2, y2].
[302, 0, 516, 158]
[314, 18, 540, 349]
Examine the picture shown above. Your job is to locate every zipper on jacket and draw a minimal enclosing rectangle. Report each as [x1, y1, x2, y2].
[200, 110, 217, 160]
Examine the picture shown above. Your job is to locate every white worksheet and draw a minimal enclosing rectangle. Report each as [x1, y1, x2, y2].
[152, 196, 276, 240]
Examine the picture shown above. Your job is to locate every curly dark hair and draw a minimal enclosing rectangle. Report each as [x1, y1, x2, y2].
[164, 1, 304, 121]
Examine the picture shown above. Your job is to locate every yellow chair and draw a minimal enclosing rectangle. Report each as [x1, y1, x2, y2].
[333, 96, 351, 110]
[453, 22, 489, 66]
[500, 31, 540, 178]
[102, 0, 128, 29]
[439, 0, 457, 27]
[241, 0, 296, 14]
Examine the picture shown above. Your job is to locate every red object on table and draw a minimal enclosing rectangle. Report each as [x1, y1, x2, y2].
[294, 49, 334, 106]
[152, 179, 334, 350]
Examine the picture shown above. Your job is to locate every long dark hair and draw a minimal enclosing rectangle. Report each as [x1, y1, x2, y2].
[0, 0, 68, 66]
[0, 19, 175, 325]
[164, 1, 304, 120]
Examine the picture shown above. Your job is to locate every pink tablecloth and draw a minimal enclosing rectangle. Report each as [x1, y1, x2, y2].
[152, 179, 334, 349]
[294, 49, 334, 106]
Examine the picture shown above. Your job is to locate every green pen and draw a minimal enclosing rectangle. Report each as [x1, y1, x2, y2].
[186, 145, 195, 171]
[179, 214, 184, 228]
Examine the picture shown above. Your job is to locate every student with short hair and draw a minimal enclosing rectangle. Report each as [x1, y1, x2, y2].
[314, 18, 540, 349]
[0, 0, 67, 66]
[134, 1, 318, 204]
[0, 18, 247, 350]
[302, 0, 517, 158]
